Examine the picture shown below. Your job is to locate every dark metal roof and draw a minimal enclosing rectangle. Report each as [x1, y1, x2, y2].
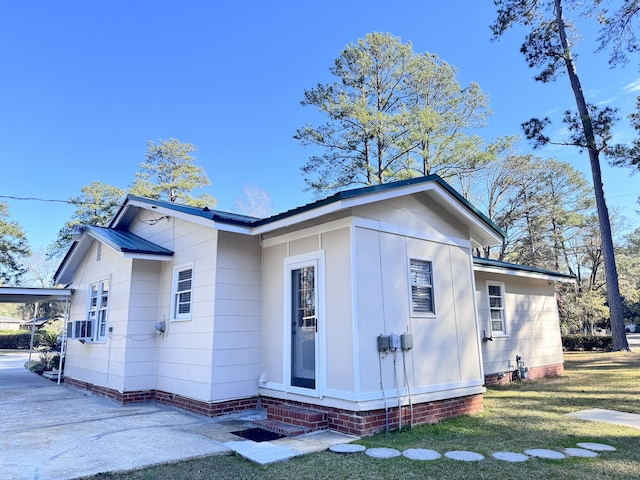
[123, 195, 260, 227]
[253, 175, 505, 238]
[56, 176, 508, 285]
[53, 226, 174, 285]
[85, 226, 174, 256]
[473, 257, 575, 280]
[122, 176, 505, 239]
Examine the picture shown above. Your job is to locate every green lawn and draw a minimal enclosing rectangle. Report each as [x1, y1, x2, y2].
[86, 352, 640, 480]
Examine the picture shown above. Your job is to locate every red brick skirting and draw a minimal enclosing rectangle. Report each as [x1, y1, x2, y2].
[153, 390, 259, 416]
[63, 377, 258, 417]
[64, 377, 483, 436]
[261, 394, 483, 437]
[484, 363, 564, 386]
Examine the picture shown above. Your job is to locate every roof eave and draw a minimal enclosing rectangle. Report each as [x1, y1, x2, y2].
[473, 259, 576, 283]
[0, 287, 72, 303]
[252, 177, 504, 247]
[115, 197, 254, 234]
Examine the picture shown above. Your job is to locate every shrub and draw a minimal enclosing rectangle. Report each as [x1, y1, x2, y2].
[0, 330, 58, 349]
[0, 331, 35, 349]
[37, 330, 59, 349]
[562, 334, 613, 351]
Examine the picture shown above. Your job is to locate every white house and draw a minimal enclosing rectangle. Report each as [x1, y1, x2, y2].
[54, 175, 571, 436]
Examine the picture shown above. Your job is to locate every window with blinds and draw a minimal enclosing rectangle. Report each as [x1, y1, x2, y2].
[488, 282, 506, 335]
[409, 259, 435, 316]
[172, 266, 193, 320]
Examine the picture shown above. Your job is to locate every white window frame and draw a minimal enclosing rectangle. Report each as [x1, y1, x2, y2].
[408, 258, 435, 317]
[69, 278, 110, 342]
[171, 264, 194, 321]
[487, 281, 507, 336]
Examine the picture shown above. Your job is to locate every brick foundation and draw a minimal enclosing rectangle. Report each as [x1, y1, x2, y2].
[64, 377, 259, 417]
[484, 362, 564, 386]
[64, 377, 483, 436]
[261, 394, 483, 437]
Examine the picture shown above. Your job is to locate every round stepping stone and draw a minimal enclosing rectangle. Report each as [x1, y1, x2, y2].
[577, 442, 616, 452]
[564, 447, 599, 458]
[330, 443, 366, 454]
[524, 449, 565, 459]
[492, 451, 529, 462]
[365, 447, 402, 459]
[445, 450, 484, 461]
[402, 448, 441, 460]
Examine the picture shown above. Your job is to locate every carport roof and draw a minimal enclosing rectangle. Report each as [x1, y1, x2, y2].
[0, 287, 72, 303]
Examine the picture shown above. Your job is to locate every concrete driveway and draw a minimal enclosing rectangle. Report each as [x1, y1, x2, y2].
[0, 351, 237, 480]
[0, 351, 356, 479]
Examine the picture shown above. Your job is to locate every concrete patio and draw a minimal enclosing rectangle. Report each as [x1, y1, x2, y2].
[0, 351, 357, 480]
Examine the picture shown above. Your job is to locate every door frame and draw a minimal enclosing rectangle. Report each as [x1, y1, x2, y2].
[283, 250, 325, 397]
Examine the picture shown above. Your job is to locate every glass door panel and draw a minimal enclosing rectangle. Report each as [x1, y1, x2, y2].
[291, 265, 316, 389]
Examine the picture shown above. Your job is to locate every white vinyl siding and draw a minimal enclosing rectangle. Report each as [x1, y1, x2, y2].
[409, 258, 435, 316]
[488, 282, 506, 335]
[172, 265, 193, 320]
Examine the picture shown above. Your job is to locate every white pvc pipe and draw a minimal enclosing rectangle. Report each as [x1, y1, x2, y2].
[57, 297, 70, 385]
[27, 303, 39, 369]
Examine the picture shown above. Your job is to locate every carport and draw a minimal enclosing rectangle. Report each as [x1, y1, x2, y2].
[0, 286, 72, 383]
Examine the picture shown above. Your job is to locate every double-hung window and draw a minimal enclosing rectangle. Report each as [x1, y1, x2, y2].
[409, 259, 435, 316]
[488, 282, 507, 336]
[69, 279, 109, 342]
[172, 266, 193, 320]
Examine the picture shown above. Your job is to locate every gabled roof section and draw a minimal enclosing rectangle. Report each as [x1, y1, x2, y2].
[111, 176, 505, 246]
[473, 257, 576, 282]
[112, 195, 259, 232]
[252, 175, 505, 247]
[54, 226, 173, 285]
[256, 175, 501, 230]
[55, 175, 507, 285]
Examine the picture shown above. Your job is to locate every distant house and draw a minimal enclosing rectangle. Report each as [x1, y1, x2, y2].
[54, 175, 572, 436]
[20, 317, 57, 330]
[0, 315, 23, 331]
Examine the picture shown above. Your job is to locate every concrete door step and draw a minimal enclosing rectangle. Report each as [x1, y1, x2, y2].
[42, 371, 61, 380]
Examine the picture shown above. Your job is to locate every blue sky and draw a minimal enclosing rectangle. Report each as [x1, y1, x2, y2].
[1, 1, 638, 252]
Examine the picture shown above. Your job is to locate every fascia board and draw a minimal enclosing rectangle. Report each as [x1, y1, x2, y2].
[54, 237, 93, 285]
[253, 181, 503, 247]
[120, 252, 174, 261]
[427, 184, 503, 247]
[0, 287, 72, 303]
[253, 183, 442, 235]
[251, 201, 347, 235]
[473, 265, 575, 283]
[120, 199, 253, 234]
